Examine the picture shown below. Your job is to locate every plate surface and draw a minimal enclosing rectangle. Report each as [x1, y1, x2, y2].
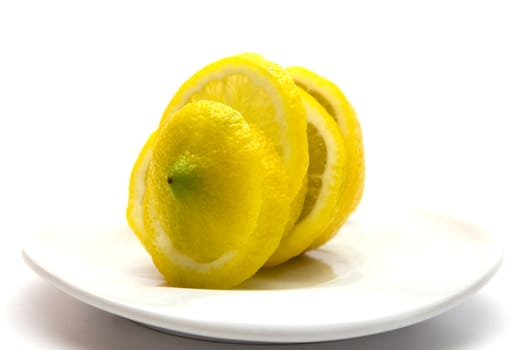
[22, 208, 502, 343]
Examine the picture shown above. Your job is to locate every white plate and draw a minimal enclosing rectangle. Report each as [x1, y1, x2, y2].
[22, 208, 502, 343]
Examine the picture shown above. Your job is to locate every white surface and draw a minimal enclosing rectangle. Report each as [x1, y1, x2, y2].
[21, 209, 503, 343]
[1, 0, 524, 349]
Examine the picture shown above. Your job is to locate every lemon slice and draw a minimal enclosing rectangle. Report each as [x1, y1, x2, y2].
[160, 53, 308, 202]
[265, 89, 347, 267]
[287, 67, 365, 249]
[142, 101, 290, 289]
[126, 131, 157, 250]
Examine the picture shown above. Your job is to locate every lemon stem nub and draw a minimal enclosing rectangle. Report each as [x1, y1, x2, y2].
[167, 154, 201, 198]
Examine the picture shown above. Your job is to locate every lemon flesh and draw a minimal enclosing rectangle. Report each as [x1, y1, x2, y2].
[160, 53, 308, 204]
[142, 101, 290, 289]
[288, 67, 365, 249]
[265, 89, 347, 266]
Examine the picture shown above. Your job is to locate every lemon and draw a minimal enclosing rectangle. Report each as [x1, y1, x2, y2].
[127, 55, 366, 288]
[287, 67, 365, 249]
[142, 101, 290, 289]
[160, 53, 308, 204]
[265, 89, 347, 266]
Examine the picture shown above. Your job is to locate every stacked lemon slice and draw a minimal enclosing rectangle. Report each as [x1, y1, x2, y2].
[127, 53, 364, 289]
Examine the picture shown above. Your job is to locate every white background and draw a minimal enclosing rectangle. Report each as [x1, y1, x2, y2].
[1, 0, 523, 348]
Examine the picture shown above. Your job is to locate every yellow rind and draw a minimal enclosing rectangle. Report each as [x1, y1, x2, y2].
[143, 101, 290, 289]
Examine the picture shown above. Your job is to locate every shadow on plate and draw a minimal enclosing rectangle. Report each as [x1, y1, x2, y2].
[236, 251, 338, 290]
[8, 280, 504, 350]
